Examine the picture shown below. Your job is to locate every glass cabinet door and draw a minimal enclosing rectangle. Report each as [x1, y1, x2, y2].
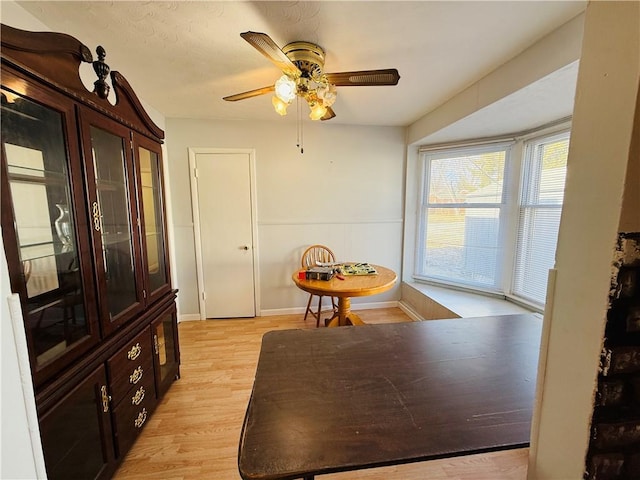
[152, 308, 180, 398]
[1, 83, 99, 384]
[135, 136, 170, 303]
[79, 108, 144, 335]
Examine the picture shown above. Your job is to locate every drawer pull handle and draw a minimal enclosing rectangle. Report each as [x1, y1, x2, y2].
[131, 386, 145, 406]
[100, 385, 111, 413]
[127, 343, 142, 361]
[134, 408, 147, 429]
[129, 366, 143, 385]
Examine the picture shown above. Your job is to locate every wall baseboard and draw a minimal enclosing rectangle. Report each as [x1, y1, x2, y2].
[180, 301, 401, 320]
[260, 301, 399, 317]
[398, 301, 423, 321]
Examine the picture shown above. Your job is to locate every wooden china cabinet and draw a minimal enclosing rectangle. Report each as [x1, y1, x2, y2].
[1, 25, 180, 479]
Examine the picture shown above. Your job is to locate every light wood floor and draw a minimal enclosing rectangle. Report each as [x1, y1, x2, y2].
[114, 308, 528, 480]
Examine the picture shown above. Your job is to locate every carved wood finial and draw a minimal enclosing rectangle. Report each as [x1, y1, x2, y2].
[92, 45, 110, 99]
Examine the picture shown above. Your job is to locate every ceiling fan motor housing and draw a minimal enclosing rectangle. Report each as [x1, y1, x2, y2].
[283, 41, 325, 79]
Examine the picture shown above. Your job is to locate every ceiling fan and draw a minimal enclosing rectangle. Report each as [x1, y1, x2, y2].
[223, 31, 400, 121]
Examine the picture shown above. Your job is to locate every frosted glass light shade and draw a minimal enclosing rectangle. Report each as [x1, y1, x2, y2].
[309, 103, 327, 121]
[272, 96, 288, 116]
[274, 75, 297, 103]
[317, 83, 337, 107]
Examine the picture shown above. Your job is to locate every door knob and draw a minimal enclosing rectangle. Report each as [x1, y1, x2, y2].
[241, 245, 250, 250]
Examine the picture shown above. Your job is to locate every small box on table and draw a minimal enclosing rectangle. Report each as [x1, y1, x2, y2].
[305, 267, 334, 281]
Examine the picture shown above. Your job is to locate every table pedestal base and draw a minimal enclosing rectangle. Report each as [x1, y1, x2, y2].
[325, 297, 365, 327]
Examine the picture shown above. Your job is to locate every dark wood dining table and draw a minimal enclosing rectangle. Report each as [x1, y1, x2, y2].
[237, 313, 542, 480]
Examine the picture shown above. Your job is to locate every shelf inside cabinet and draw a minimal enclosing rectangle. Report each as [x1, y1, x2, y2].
[100, 232, 131, 246]
[96, 178, 127, 191]
[8, 167, 67, 186]
[20, 242, 75, 262]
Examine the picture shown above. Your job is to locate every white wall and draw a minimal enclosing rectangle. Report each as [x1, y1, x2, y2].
[165, 118, 406, 318]
[529, 2, 640, 478]
[1, 267, 44, 480]
[619, 92, 640, 234]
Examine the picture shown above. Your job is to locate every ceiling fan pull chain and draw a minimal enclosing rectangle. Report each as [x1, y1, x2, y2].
[296, 96, 304, 154]
[296, 96, 300, 151]
[300, 103, 304, 154]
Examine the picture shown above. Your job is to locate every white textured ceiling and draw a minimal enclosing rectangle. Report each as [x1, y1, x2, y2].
[14, 1, 585, 131]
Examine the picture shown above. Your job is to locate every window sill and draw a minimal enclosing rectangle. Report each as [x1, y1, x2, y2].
[400, 281, 537, 320]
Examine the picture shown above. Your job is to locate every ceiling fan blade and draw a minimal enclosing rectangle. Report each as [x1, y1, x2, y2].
[240, 31, 300, 77]
[321, 107, 336, 121]
[223, 85, 275, 102]
[325, 69, 400, 86]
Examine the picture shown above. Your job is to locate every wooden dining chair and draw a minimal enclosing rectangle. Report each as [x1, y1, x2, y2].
[301, 245, 338, 327]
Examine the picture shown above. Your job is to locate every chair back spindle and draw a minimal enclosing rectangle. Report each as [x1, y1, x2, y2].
[300, 245, 338, 327]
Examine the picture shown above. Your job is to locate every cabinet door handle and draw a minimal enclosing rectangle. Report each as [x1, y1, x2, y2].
[127, 343, 142, 361]
[153, 334, 159, 355]
[131, 386, 145, 406]
[100, 385, 111, 413]
[92, 202, 101, 231]
[134, 408, 148, 429]
[129, 366, 143, 385]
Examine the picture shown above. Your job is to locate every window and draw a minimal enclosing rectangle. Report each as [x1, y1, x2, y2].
[415, 129, 570, 310]
[512, 131, 569, 305]
[416, 143, 512, 291]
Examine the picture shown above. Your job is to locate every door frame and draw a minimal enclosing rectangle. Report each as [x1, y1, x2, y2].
[188, 147, 260, 320]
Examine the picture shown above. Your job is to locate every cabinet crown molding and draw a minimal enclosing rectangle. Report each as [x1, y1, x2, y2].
[1, 23, 164, 142]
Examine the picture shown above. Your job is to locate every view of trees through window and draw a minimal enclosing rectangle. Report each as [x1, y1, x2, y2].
[421, 146, 508, 288]
[417, 130, 570, 308]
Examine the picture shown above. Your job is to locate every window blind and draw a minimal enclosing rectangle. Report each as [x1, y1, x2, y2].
[512, 131, 570, 306]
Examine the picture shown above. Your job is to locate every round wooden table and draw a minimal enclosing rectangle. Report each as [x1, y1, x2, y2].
[292, 264, 397, 327]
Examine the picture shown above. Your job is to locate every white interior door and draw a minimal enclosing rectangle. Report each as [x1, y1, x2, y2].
[192, 150, 256, 318]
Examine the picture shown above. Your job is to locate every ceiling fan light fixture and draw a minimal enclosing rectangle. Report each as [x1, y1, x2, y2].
[308, 102, 327, 121]
[272, 96, 289, 116]
[317, 83, 337, 107]
[274, 75, 297, 103]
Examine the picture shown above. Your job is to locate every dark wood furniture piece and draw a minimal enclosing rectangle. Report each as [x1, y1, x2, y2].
[1, 24, 179, 479]
[292, 264, 397, 327]
[238, 314, 541, 480]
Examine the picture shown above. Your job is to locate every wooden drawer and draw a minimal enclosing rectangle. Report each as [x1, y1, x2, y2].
[112, 375, 157, 456]
[108, 327, 153, 405]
